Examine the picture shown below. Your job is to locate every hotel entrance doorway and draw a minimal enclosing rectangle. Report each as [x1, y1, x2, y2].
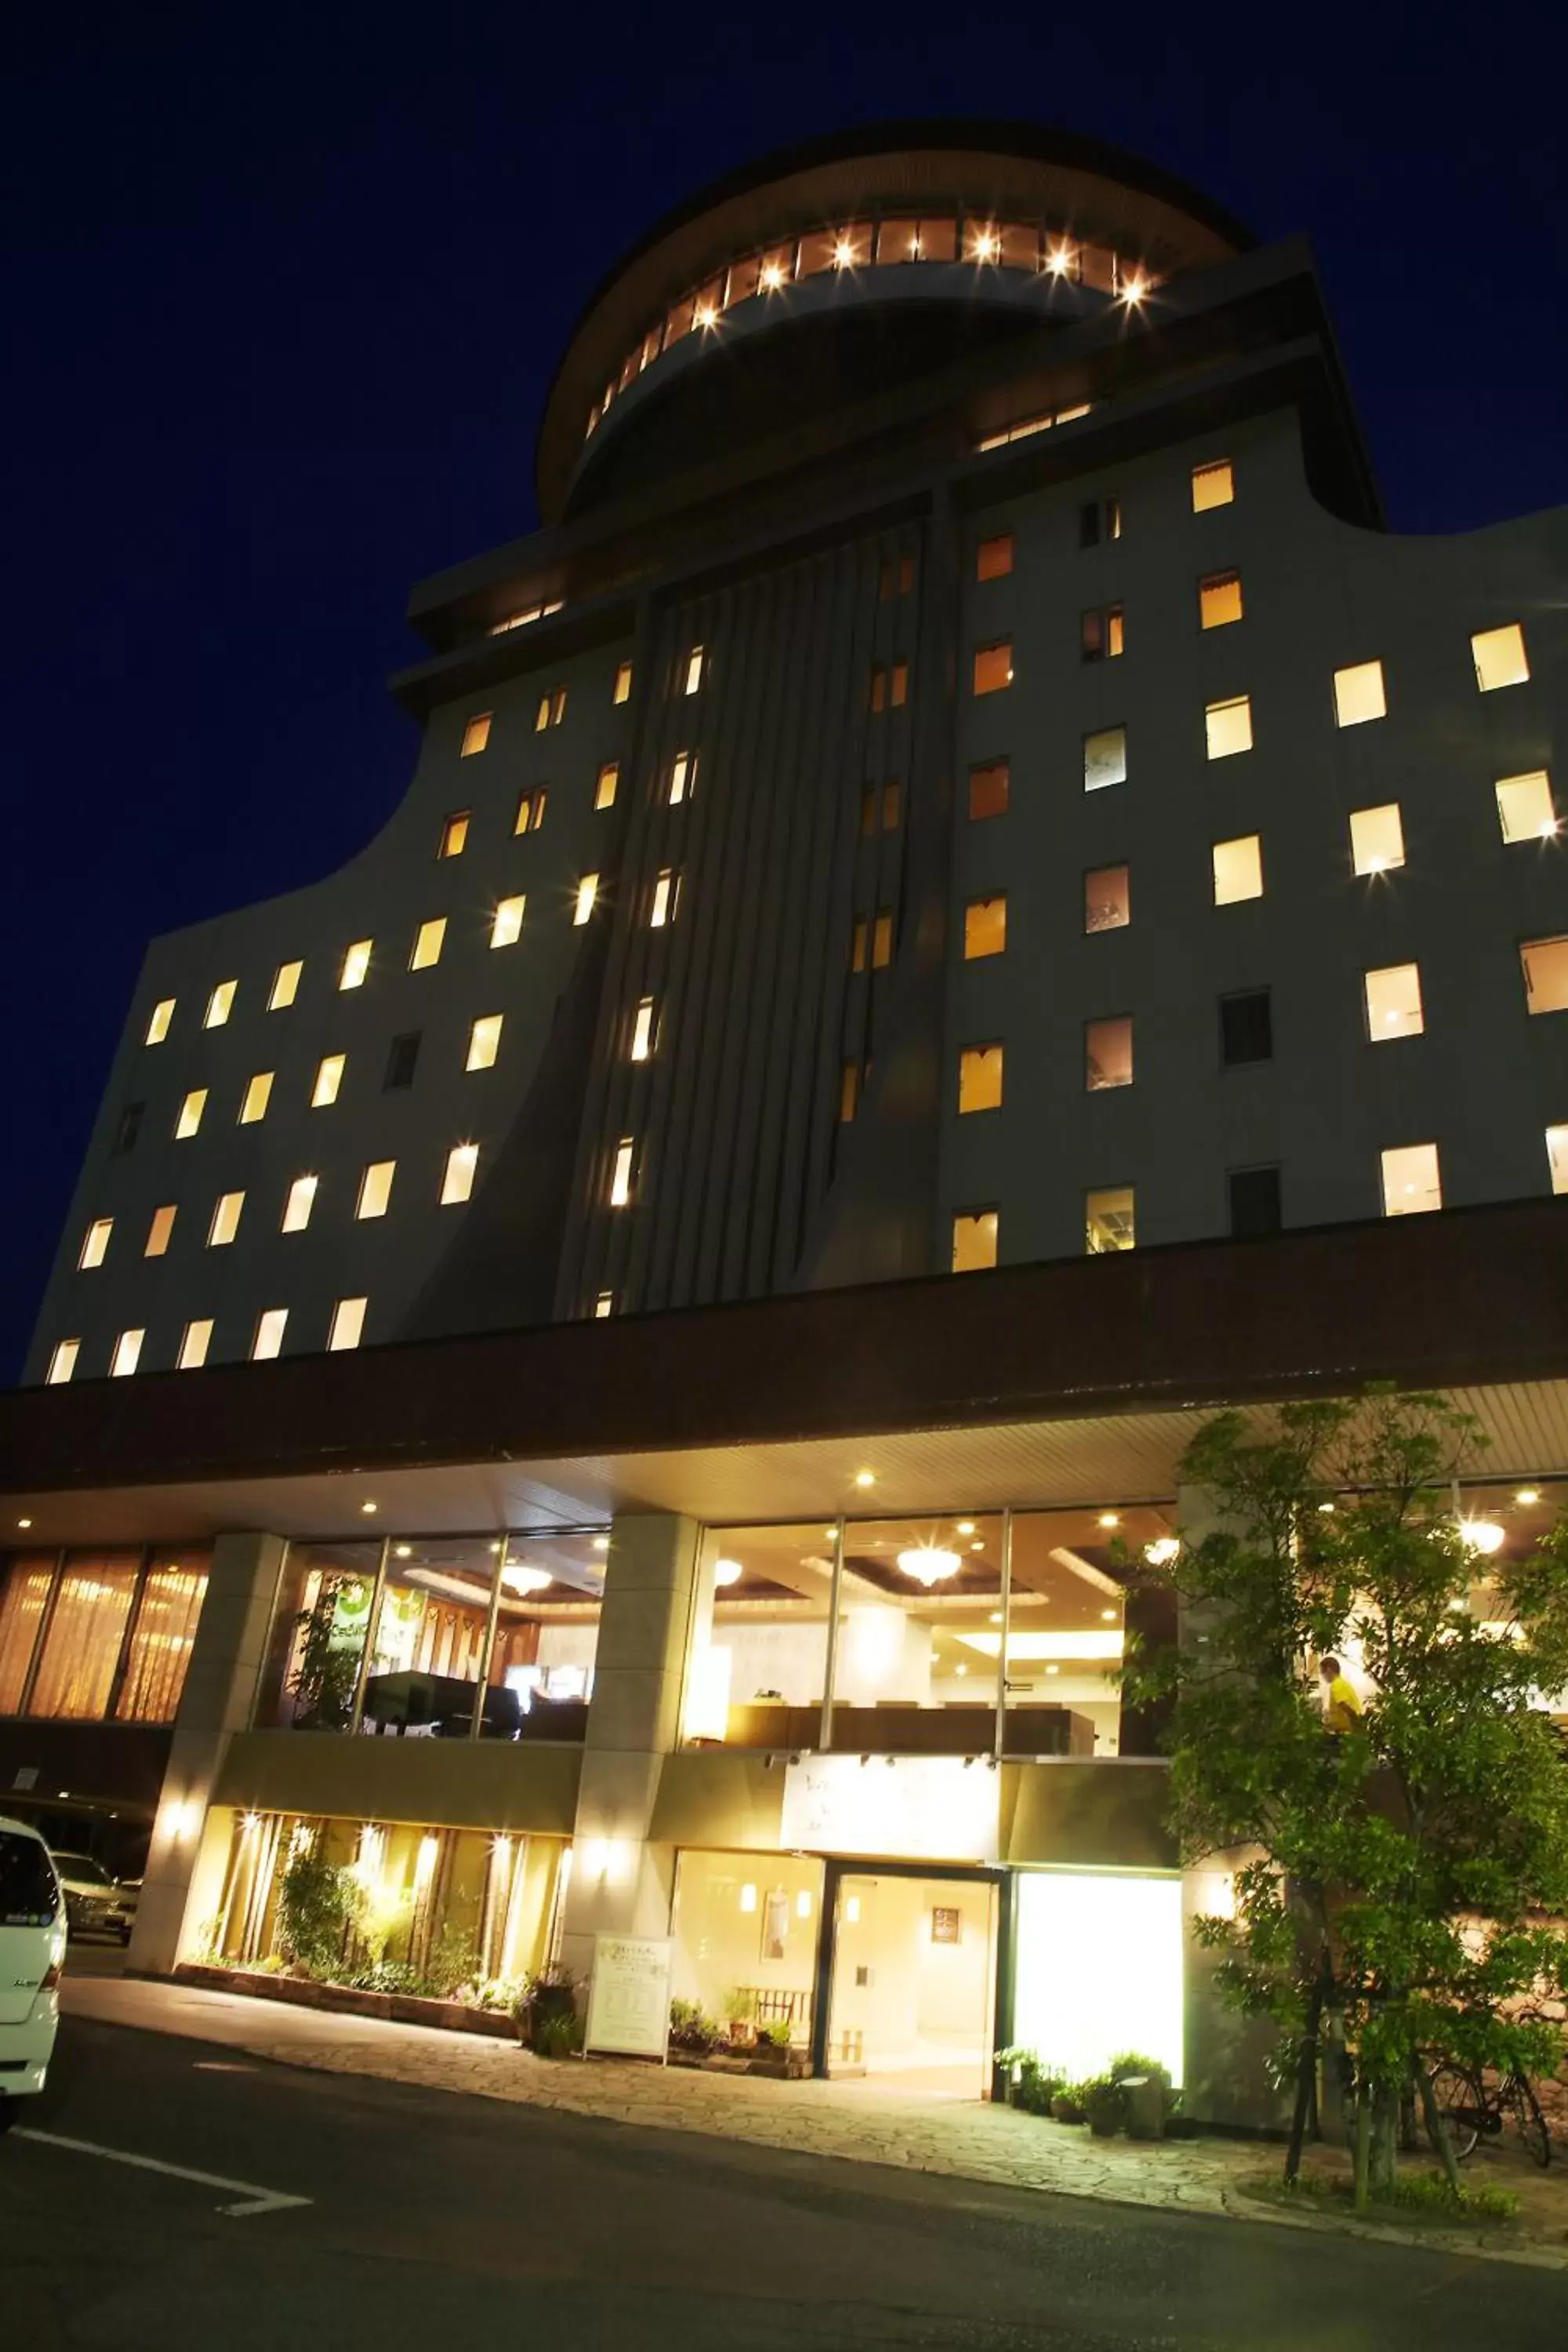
[817, 1861, 1006, 2098]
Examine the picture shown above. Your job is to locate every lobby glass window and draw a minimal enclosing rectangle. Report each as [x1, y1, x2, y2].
[1365, 963, 1424, 1041]
[1497, 771, 1557, 844]
[357, 1541, 499, 1733]
[28, 1553, 141, 1719]
[1080, 606, 1124, 661]
[1199, 572, 1243, 630]
[1205, 695, 1253, 759]
[1083, 726, 1127, 792]
[952, 1209, 998, 1272]
[595, 762, 619, 811]
[252, 1308, 288, 1361]
[630, 997, 657, 1062]
[514, 788, 547, 835]
[175, 1088, 208, 1138]
[1086, 1017, 1133, 1090]
[145, 997, 175, 1045]
[668, 753, 694, 805]
[410, 917, 445, 971]
[1084, 865, 1130, 932]
[269, 960, 303, 1010]
[1381, 1142, 1441, 1216]
[1086, 1186, 1135, 1253]
[671, 1849, 825, 2050]
[609, 1138, 636, 1207]
[1220, 989, 1272, 1065]
[441, 1143, 478, 1206]
[964, 896, 1006, 960]
[205, 979, 237, 1029]
[491, 895, 525, 949]
[208, 1190, 244, 1247]
[972, 641, 1013, 695]
[384, 1033, 420, 1091]
[460, 713, 492, 757]
[178, 1319, 212, 1369]
[650, 869, 679, 927]
[1350, 803, 1404, 875]
[958, 1044, 1003, 1113]
[45, 1340, 79, 1385]
[839, 1062, 858, 1123]
[114, 1555, 209, 1723]
[145, 1203, 176, 1258]
[113, 1101, 144, 1154]
[1213, 834, 1263, 905]
[1521, 937, 1568, 1014]
[1192, 459, 1233, 511]
[679, 1524, 836, 1751]
[968, 760, 1009, 819]
[1472, 623, 1529, 692]
[1229, 1165, 1282, 1237]
[976, 533, 1014, 582]
[467, 1014, 503, 1071]
[439, 811, 470, 858]
[484, 1530, 606, 1738]
[340, 938, 372, 991]
[258, 1541, 383, 1732]
[1547, 1126, 1568, 1196]
[281, 1174, 318, 1233]
[0, 1555, 55, 1713]
[328, 1297, 367, 1351]
[111, 1330, 143, 1377]
[356, 1160, 395, 1220]
[535, 687, 568, 731]
[574, 874, 600, 925]
[78, 1218, 112, 1271]
[613, 661, 633, 705]
[313, 1054, 346, 1107]
[238, 1071, 274, 1124]
[1333, 661, 1386, 728]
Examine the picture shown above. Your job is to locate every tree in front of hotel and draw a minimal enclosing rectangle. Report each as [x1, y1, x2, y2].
[1124, 1388, 1568, 2205]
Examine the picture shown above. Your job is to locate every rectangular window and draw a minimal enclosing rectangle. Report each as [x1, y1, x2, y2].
[851, 917, 868, 972]
[1080, 606, 1124, 660]
[668, 752, 694, 804]
[1205, 695, 1253, 759]
[1085, 1186, 1135, 1253]
[1212, 833, 1263, 905]
[1381, 1142, 1441, 1216]
[269, 960, 303, 1011]
[890, 659, 908, 708]
[1199, 572, 1243, 630]
[208, 1191, 244, 1247]
[441, 1144, 477, 1205]
[145, 1203, 176, 1258]
[111, 1330, 144, 1377]
[1522, 936, 1568, 1014]
[650, 869, 678, 927]
[1220, 989, 1273, 1065]
[384, 1033, 419, 1090]
[145, 997, 175, 1045]
[312, 1054, 345, 1107]
[968, 760, 1009, 819]
[859, 784, 878, 838]
[1497, 771, 1556, 843]
[535, 687, 568, 730]
[1086, 1015, 1134, 1089]
[610, 1138, 635, 1207]
[461, 713, 492, 757]
[177, 1320, 212, 1370]
[872, 910, 893, 969]
[175, 1087, 208, 1138]
[281, 1174, 318, 1233]
[964, 896, 1007, 960]
[514, 788, 547, 834]
[1472, 623, 1529, 692]
[958, 1043, 1004, 1112]
[252, 1308, 288, 1362]
[951, 1209, 998, 1272]
[630, 997, 656, 1061]
[1547, 1125, 1568, 1196]
[46, 1339, 79, 1384]
[328, 1297, 367, 1352]
[439, 811, 470, 858]
[1365, 963, 1424, 1041]
[1349, 803, 1404, 875]
[1334, 660, 1386, 728]
[593, 1290, 615, 1318]
[574, 873, 600, 924]
[78, 1218, 112, 1270]
[683, 646, 705, 695]
[839, 1062, 858, 1123]
[113, 1101, 143, 1154]
[238, 1071, 274, 1124]
[972, 641, 1013, 695]
[339, 938, 372, 990]
[869, 666, 886, 713]
[881, 782, 901, 831]
[491, 895, 525, 948]
[205, 979, 237, 1029]
[467, 1014, 503, 1070]
[1083, 726, 1127, 792]
[976, 534, 1014, 581]
[355, 1160, 395, 1219]
[595, 762, 619, 810]
[1229, 1165, 1281, 1236]
[1191, 459, 1233, 511]
[1084, 864, 1130, 931]
[613, 661, 633, 704]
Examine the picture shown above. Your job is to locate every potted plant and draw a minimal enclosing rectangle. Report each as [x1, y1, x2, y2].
[516, 1965, 579, 2053]
[1107, 2051, 1177, 2140]
[721, 1986, 757, 2046]
[1080, 2074, 1127, 2138]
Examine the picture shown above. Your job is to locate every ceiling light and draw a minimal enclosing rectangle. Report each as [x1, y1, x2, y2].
[955, 1662, 968, 1676]
[503, 1564, 553, 1594]
[1459, 1518, 1505, 1555]
[854, 1470, 876, 1489]
[360, 1501, 378, 1515]
[1515, 1488, 1541, 1505]
[1122, 275, 1147, 304]
[897, 1545, 962, 1588]
[695, 303, 717, 328]
[1098, 1512, 1120, 1529]
[956, 1521, 976, 1536]
[1143, 1537, 1180, 1567]
[394, 1544, 412, 1559]
[713, 1559, 743, 1588]
[593, 1536, 609, 1552]
[970, 1541, 985, 1552]
[16, 1517, 31, 1530]
[1047, 245, 1073, 276]
[824, 1527, 837, 1539]
[760, 262, 784, 290]
[1101, 1608, 1118, 1622]
[974, 230, 999, 260]
[989, 1611, 1004, 1624]
[1044, 1663, 1060, 1675]
[833, 239, 855, 267]
[488, 1541, 502, 1555]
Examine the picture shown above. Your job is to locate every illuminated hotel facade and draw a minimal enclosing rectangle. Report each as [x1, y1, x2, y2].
[2, 123, 1566, 2114]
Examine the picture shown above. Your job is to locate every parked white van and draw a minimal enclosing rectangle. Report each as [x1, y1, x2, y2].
[0, 1815, 65, 2131]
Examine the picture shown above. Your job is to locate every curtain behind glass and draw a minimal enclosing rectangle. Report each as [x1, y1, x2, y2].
[28, 1554, 140, 1719]
[115, 1558, 209, 1723]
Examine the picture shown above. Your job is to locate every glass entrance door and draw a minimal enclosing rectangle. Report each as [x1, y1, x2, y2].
[826, 1872, 998, 2096]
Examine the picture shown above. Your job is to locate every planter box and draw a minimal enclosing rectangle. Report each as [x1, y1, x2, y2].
[668, 2045, 811, 2079]
[170, 1962, 516, 2040]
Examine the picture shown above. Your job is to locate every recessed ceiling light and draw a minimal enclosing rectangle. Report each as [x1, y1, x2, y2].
[1044, 1663, 1060, 1675]
[593, 1536, 609, 1552]
[989, 1611, 1004, 1624]
[360, 1501, 378, 1515]
[956, 1521, 976, 1536]
[854, 1470, 876, 1489]
[394, 1544, 412, 1559]
[1515, 1488, 1541, 1505]
[1101, 1608, 1118, 1621]
[970, 1541, 985, 1552]
[1098, 1512, 1120, 1528]
[16, 1517, 31, 1530]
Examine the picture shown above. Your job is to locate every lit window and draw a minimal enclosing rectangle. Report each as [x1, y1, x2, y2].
[514, 788, 547, 834]
[593, 1291, 614, 1318]
[977, 535, 1014, 581]
[964, 897, 1006, 960]
[1547, 1125, 1568, 1196]
[1521, 937, 1568, 1015]
[175, 1088, 208, 1139]
[839, 1062, 858, 1122]
[208, 1191, 244, 1247]
[238, 1071, 274, 1124]
[973, 641, 1013, 695]
[461, 713, 492, 757]
[613, 661, 633, 705]
[872, 911, 893, 969]
[951, 1210, 998, 1272]
[683, 646, 705, 695]
[869, 666, 886, 713]
[145, 1204, 176, 1258]
[312, 1054, 345, 1108]
[1365, 963, 1425, 1041]
[891, 660, 908, 707]
[1191, 460, 1233, 511]
[145, 998, 175, 1045]
[1334, 661, 1386, 728]
[610, 1138, 635, 1206]
[630, 997, 656, 1061]
[268, 960, 303, 1010]
[439, 811, 470, 858]
[410, 917, 446, 971]
[467, 1014, 503, 1070]
[1085, 864, 1130, 931]
[1381, 1142, 1441, 1216]
[111, 1329, 144, 1377]
[281, 1175, 318, 1233]
[958, 1044, 1004, 1113]
[595, 763, 619, 811]
[328, 1297, 367, 1352]
[1205, 695, 1253, 760]
[574, 873, 600, 924]
[668, 752, 694, 804]
[1472, 623, 1529, 693]
[1350, 804, 1405, 875]
[441, 1144, 477, 1205]
[1083, 726, 1127, 792]
[881, 782, 901, 831]
[356, 1161, 395, 1220]
[968, 760, 1009, 819]
[650, 869, 678, 927]
[491, 894, 525, 948]
[1496, 771, 1557, 843]
[46, 1339, 79, 1385]
[1086, 1017, 1133, 1090]
[1086, 1186, 1135, 1253]
[78, 1218, 112, 1270]
[851, 918, 867, 972]
[1199, 572, 1243, 630]
[535, 688, 567, 731]
[339, 938, 372, 990]
[252, 1309, 288, 1363]
[1212, 834, 1263, 905]
[1081, 607, 1124, 660]
[205, 979, 237, 1029]
[177, 1320, 212, 1370]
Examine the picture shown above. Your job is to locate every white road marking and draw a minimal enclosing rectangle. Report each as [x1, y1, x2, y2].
[16, 2128, 310, 2217]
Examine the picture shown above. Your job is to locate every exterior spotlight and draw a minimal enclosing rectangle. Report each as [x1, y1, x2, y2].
[1459, 1518, 1505, 1555]
[695, 303, 717, 328]
[974, 230, 999, 261]
[760, 263, 784, 290]
[833, 240, 855, 267]
[1047, 245, 1073, 276]
[713, 1559, 743, 1587]
[1122, 275, 1148, 304]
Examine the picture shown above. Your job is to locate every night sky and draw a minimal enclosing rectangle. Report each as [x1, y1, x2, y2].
[3, 3, 1565, 1380]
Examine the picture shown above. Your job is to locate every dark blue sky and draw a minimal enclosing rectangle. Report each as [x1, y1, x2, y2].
[2, 2, 1565, 1379]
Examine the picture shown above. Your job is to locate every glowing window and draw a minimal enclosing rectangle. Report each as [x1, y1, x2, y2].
[78, 1218, 112, 1270]
[409, 917, 445, 971]
[177, 1321, 212, 1370]
[281, 1175, 317, 1233]
[574, 874, 599, 925]
[1522, 937, 1568, 1014]
[535, 687, 568, 731]
[1086, 1016, 1133, 1090]
[238, 1071, 274, 1124]
[1191, 460, 1233, 512]
[1013, 1871, 1183, 2087]
[491, 895, 524, 948]
[1334, 661, 1386, 728]
[46, 1339, 79, 1385]
[964, 897, 1006, 960]
[268, 961, 302, 1011]
[1350, 804, 1404, 875]
[441, 1144, 477, 1206]
[610, 1138, 635, 1207]
[968, 760, 1009, 819]
[683, 647, 705, 695]
[890, 660, 908, 708]
[630, 998, 656, 1061]
[593, 1291, 615, 1318]
[175, 1088, 208, 1139]
[595, 763, 619, 811]
[1083, 726, 1127, 792]
[977, 535, 1014, 582]
[205, 980, 237, 1029]
[1381, 1142, 1441, 1216]
[669, 752, 695, 805]
[952, 1210, 998, 1272]
[839, 1062, 858, 1122]
[356, 1160, 395, 1220]
[1497, 771, 1556, 844]
[872, 911, 893, 969]
[1081, 607, 1124, 660]
[1085, 865, 1130, 931]
[650, 869, 678, 927]
[1086, 1186, 1135, 1253]
[1472, 624, 1529, 693]
[111, 1329, 144, 1377]
[1365, 963, 1425, 1041]
[1200, 572, 1243, 630]
[1212, 834, 1263, 906]
[328, 1298, 367, 1352]
[613, 661, 633, 705]
[958, 1044, 1004, 1113]
[467, 1014, 503, 1071]
[145, 1204, 176, 1258]
[145, 997, 175, 1045]
[252, 1309, 288, 1363]
[208, 1191, 244, 1247]
[339, 939, 372, 991]
[514, 788, 547, 834]
[461, 713, 492, 757]
[439, 811, 470, 858]
[881, 782, 901, 831]
[1206, 695, 1253, 760]
[1547, 1126, 1568, 1196]
[307, 1055, 344, 1112]
[973, 641, 1013, 695]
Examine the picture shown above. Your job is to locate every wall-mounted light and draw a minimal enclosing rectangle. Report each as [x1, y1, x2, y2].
[739, 1882, 757, 1913]
[796, 1889, 812, 1918]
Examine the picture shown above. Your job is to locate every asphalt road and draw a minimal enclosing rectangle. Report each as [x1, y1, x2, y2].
[2, 2017, 1563, 2350]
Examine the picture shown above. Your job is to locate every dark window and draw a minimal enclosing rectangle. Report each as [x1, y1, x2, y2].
[0, 1830, 58, 1923]
[383, 1032, 421, 1091]
[112, 1102, 144, 1156]
[1220, 989, 1273, 1066]
[1080, 501, 1102, 549]
[1229, 1165, 1282, 1237]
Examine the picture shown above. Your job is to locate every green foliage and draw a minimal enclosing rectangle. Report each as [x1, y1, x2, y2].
[1252, 2165, 1520, 2223]
[425, 1922, 481, 1998]
[532, 2007, 584, 2058]
[757, 2017, 793, 2049]
[721, 1985, 757, 2027]
[1076, 2074, 1127, 2134]
[287, 1574, 368, 1730]
[668, 1997, 723, 2053]
[276, 1839, 362, 1973]
[994, 2046, 1070, 2116]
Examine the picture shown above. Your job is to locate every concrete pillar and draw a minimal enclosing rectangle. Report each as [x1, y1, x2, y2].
[129, 1530, 286, 1974]
[559, 1512, 700, 1982]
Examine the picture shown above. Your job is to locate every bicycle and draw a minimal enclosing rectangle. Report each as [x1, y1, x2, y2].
[1426, 2060, 1552, 2168]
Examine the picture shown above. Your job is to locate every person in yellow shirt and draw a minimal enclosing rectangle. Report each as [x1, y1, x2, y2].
[1319, 1655, 1363, 1734]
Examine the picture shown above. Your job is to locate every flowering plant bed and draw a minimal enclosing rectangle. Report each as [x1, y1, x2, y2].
[171, 1960, 517, 2038]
